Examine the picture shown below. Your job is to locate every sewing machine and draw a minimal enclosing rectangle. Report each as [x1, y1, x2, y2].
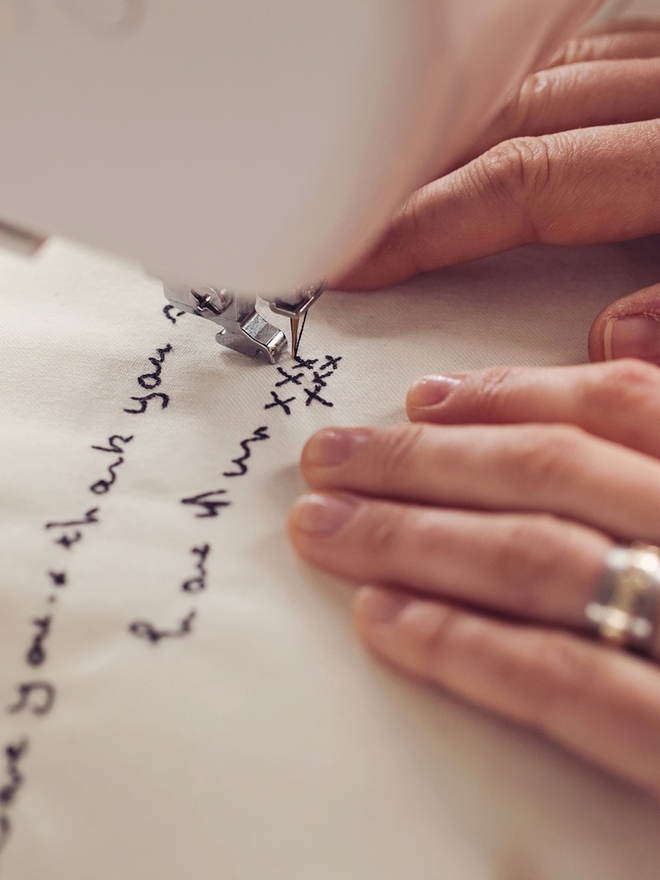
[0, 0, 605, 361]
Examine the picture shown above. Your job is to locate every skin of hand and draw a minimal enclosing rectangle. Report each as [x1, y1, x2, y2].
[334, 19, 660, 367]
[288, 359, 660, 798]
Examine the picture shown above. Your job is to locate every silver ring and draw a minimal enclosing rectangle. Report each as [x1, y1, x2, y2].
[586, 543, 660, 656]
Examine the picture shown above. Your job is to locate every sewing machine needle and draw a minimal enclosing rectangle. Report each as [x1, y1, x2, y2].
[290, 317, 300, 359]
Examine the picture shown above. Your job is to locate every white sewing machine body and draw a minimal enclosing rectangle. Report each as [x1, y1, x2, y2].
[0, 0, 603, 298]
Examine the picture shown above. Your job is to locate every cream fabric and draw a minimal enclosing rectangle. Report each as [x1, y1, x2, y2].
[1, 236, 660, 879]
[590, 0, 660, 23]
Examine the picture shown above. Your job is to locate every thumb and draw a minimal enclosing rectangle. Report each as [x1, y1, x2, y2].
[589, 282, 660, 364]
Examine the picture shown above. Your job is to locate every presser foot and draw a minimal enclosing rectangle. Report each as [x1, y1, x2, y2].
[163, 284, 286, 364]
[163, 281, 326, 364]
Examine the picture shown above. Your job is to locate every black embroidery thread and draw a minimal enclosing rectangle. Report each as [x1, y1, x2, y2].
[181, 490, 231, 519]
[295, 309, 309, 353]
[182, 545, 210, 593]
[275, 367, 304, 387]
[128, 611, 196, 644]
[89, 458, 124, 495]
[310, 370, 332, 389]
[45, 509, 99, 530]
[48, 572, 66, 587]
[223, 426, 270, 477]
[26, 617, 51, 667]
[8, 683, 55, 717]
[319, 355, 342, 371]
[55, 531, 82, 549]
[304, 385, 334, 408]
[138, 344, 173, 390]
[163, 305, 185, 324]
[293, 356, 318, 370]
[91, 435, 133, 454]
[264, 392, 295, 415]
[0, 739, 28, 807]
[123, 392, 170, 414]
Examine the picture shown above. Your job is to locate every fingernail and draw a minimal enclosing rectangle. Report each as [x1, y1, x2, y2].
[357, 587, 410, 624]
[607, 315, 660, 363]
[407, 375, 462, 408]
[304, 428, 369, 467]
[290, 493, 359, 535]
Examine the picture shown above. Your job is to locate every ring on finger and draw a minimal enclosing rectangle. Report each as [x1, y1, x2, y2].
[586, 543, 660, 656]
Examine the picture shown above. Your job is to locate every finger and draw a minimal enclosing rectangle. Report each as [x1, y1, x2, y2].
[454, 58, 660, 169]
[336, 120, 660, 291]
[406, 360, 660, 460]
[353, 588, 660, 798]
[300, 423, 660, 543]
[588, 281, 660, 364]
[288, 493, 610, 626]
[545, 30, 660, 66]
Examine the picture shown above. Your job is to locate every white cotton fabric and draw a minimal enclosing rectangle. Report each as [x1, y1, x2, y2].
[593, 0, 660, 22]
[1, 236, 660, 880]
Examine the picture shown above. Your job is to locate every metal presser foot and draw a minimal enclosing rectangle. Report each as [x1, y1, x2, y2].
[163, 282, 325, 364]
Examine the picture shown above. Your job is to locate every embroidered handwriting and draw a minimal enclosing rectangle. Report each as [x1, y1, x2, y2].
[293, 356, 318, 370]
[55, 531, 82, 549]
[45, 509, 99, 530]
[26, 617, 51, 667]
[8, 683, 55, 717]
[319, 355, 342, 371]
[311, 369, 332, 388]
[48, 572, 66, 587]
[90, 459, 121, 494]
[273, 353, 343, 412]
[0, 739, 28, 807]
[91, 435, 133, 454]
[181, 490, 231, 519]
[123, 392, 170, 414]
[129, 611, 196, 644]
[182, 545, 211, 593]
[304, 386, 333, 408]
[89, 436, 134, 494]
[265, 392, 295, 415]
[223, 426, 270, 477]
[90, 458, 124, 495]
[163, 305, 185, 324]
[275, 367, 304, 387]
[138, 344, 173, 390]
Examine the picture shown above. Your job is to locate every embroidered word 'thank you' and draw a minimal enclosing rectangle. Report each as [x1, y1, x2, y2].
[0, 339, 179, 860]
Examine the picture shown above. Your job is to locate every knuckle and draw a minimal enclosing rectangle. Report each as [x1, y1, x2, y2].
[547, 37, 598, 66]
[409, 514, 452, 560]
[523, 632, 599, 730]
[378, 423, 428, 484]
[493, 516, 565, 617]
[467, 365, 518, 419]
[387, 190, 434, 277]
[470, 136, 554, 239]
[606, 357, 660, 390]
[360, 502, 411, 561]
[496, 75, 536, 135]
[588, 358, 660, 411]
[416, 606, 463, 678]
[547, 38, 579, 66]
[511, 424, 589, 494]
[582, 360, 660, 446]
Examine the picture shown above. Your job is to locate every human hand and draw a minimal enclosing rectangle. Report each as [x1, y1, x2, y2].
[335, 19, 660, 365]
[288, 359, 660, 797]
